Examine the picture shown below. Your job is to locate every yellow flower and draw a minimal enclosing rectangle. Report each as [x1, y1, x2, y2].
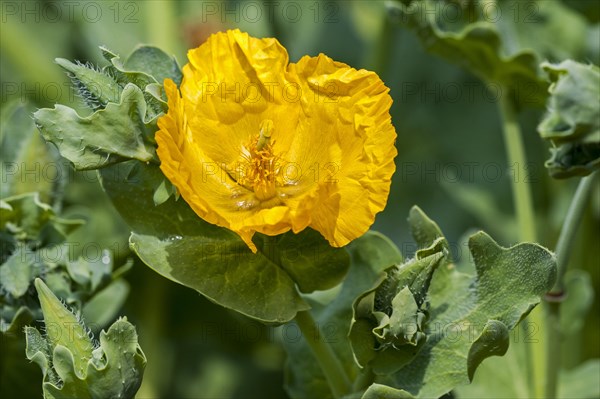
[156, 29, 397, 252]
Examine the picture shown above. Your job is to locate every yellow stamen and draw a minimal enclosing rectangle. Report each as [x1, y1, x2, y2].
[237, 120, 279, 202]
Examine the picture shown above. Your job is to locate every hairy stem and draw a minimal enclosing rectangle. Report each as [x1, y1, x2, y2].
[544, 172, 597, 399]
[371, 15, 395, 79]
[294, 311, 352, 398]
[498, 93, 537, 243]
[544, 301, 561, 399]
[550, 173, 597, 294]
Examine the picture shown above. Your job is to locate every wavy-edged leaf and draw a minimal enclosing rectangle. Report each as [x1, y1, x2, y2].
[380, 224, 556, 396]
[34, 84, 156, 171]
[387, 0, 549, 108]
[26, 280, 145, 399]
[101, 45, 181, 122]
[538, 60, 600, 178]
[350, 232, 444, 375]
[34, 278, 93, 378]
[345, 207, 556, 398]
[123, 45, 182, 87]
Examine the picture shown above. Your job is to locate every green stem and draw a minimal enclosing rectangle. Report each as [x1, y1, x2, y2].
[497, 91, 540, 397]
[544, 301, 561, 399]
[371, 15, 394, 78]
[498, 92, 537, 243]
[550, 173, 597, 294]
[544, 172, 597, 399]
[295, 311, 352, 398]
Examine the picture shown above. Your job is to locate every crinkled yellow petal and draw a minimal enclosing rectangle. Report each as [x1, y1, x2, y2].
[156, 29, 396, 252]
[288, 54, 397, 247]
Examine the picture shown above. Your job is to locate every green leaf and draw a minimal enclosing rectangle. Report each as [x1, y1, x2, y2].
[254, 230, 350, 293]
[129, 231, 311, 324]
[85, 318, 146, 398]
[124, 45, 182, 86]
[466, 319, 509, 381]
[349, 222, 445, 374]
[55, 58, 122, 110]
[47, 345, 93, 399]
[99, 161, 321, 324]
[387, 0, 549, 108]
[344, 207, 556, 398]
[383, 230, 556, 397]
[0, 193, 83, 244]
[538, 60, 600, 178]
[362, 384, 415, 399]
[41, 318, 146, 399]
[1, 306, 34, 335]
[25, 280, 145, 399]
[283, 232, 403, 399]
[25, 326, 60, 386]
[34, 278, 93, 378]
[407, 206, 445, 250]
[0, 246, 35, 297]
[100, 45, 179, 122]
[34, 84, 156, 171]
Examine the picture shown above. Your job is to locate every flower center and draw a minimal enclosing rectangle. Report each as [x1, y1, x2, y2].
[237, 119, 281, 201]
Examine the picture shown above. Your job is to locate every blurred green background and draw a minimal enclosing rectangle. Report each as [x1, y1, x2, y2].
[1, 1, 598, 398]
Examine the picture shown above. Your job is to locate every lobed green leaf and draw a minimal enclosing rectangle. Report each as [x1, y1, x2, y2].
[34, 84, 157, 171]
[387, 0, 549, 108]
[25, 280, 146, 399]
[538, 60, 600, 178]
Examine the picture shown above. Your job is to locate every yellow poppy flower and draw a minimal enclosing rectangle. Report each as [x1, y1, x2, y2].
[156, 29, 397, 252]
